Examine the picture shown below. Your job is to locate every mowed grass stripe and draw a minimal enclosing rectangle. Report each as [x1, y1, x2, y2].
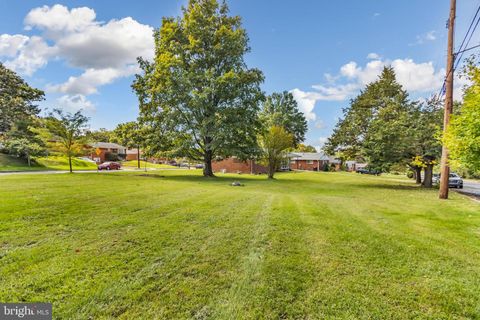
[1, 171, 480, 318]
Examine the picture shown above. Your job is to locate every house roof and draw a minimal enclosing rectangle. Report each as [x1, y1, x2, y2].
[288, 152, 330, 161]
[90, 142, 126, 150]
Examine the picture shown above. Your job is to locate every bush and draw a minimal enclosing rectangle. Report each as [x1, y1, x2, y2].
[105, 152, 120, 161]
[407, 171, 414, 179]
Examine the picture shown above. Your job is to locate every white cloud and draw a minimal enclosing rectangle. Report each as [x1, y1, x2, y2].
[56, 94, 95, 112]
[411, 30, 437, 46]
[0, 4, 154, 103]
[340, 61, 360, 78]
[390, 59, 444, 92]
[48, 66, 138, 95]
[290, 57, 454, 122]
[0, 34, 29, 57]
[367, 52, 380, 60]
[2, 36, 56, 76]
[290, 89, 318, 121]
[24, 4, 97, 36]
[55, 17, 154, 69]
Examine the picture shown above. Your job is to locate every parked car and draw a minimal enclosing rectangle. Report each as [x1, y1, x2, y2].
[98, 162, 121, 170]
[169, 161, 178, 166]
[195, 164, 204, 169]
[356, 168, 381, 175]
[433, 172, 463, 189]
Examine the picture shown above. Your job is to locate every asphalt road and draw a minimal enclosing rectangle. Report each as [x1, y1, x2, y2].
[0, 168, 189, 176]
[461, 180, 480, 197]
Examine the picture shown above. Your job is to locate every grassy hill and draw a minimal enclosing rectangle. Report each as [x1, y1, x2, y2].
[0, 153, 97, 171]
[1, 171, 479, 318]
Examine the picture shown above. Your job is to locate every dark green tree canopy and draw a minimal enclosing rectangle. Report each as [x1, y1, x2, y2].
[260, 91, 307, 145]
[324, 67, 421, 171]
[133, 0, 264, 176]
[0, 63, 44, 137]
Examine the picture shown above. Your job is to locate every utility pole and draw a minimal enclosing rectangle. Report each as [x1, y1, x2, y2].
[439, 0, 456, 199]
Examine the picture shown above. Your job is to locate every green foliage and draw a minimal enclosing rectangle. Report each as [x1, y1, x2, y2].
[293, 144, 317, 153]
[324, 67, 442, 174]
[3, 138, 44, 166]
[260, 91, 307, 145]
[445, 63, 480, 171]
[133, 0, 264, 176]
[0, 63, 44, 138]
[43, 109, 89, 172]
[85, 128, 114, 143]
[112, 121, 144, 149]
[258, 126, 293, 178]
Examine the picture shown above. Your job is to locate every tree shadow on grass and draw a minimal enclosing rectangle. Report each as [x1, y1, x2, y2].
[347, 183, 422, 191]
[134, 172, 268, 185]
[130, 172, 427, 192]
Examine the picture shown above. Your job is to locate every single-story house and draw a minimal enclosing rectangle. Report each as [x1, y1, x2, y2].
[288, 152, 339, 171]
[212, 157, 268, 174]
[88, 142, 127, 163]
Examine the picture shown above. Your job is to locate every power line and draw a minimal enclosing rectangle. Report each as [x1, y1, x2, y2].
[437, 4, 480, 98]
[455, 43, 480, 55]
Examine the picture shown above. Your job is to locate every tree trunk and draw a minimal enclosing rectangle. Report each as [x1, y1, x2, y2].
[422, 164, 434, 188]
[68, 155, 73, 173]
[414, 166, 422, 184]
[137, 146, 140, 169]
[268, 159, 275, 179]
[203, 150, 214, 177]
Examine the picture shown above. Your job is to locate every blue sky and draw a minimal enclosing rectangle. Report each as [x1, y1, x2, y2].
[0, 0, 478, 148]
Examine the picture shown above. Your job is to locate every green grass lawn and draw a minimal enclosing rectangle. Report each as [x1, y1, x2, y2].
[1, 171, 479, 319]
[0, 154, 97, 172]
[121, 160, 177, 169]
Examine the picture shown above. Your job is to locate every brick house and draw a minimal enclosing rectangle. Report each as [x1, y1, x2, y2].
[288, 152, 333, 171]
[212, 157, 268, 174]
[89, 142, 127, 163]
[126, 148, 141, 161]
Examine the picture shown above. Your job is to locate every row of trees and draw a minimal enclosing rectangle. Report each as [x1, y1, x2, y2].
[325, 58, 480, 186]
[324, 67, 443, 187]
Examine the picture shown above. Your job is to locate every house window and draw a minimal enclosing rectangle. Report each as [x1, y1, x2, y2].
[307, 160, 314, 164]
[111, 149, 118, 153]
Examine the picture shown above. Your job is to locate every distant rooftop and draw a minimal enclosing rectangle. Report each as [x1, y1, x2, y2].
[288, 152, 330, 161]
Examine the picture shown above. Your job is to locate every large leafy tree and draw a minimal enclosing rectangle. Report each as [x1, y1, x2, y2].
[324, 67, 415, 172]
[112, 121, 144, 169]
[445, 64, 480, 173]
[258, 126, 293, 179]
[44, 109, 89, 173]
[133, 0, 264, 177]
[260, 91, 307, 145]
[0, 63, 44, 141]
